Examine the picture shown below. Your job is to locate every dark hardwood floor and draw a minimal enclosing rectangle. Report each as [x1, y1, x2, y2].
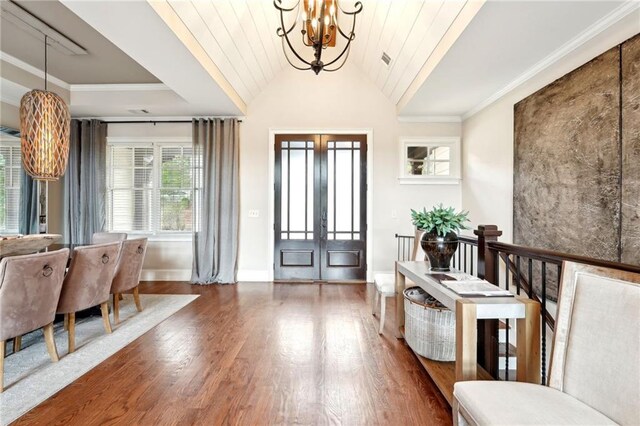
[15, 282, 451, 425]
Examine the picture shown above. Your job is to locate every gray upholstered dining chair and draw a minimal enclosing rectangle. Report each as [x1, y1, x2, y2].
[56, 242, 122, 353]
[91, 232, 127, 245]
[0, 248, 69, 392]
[110, 238, 147, 325]
[453, 261, 640, 425]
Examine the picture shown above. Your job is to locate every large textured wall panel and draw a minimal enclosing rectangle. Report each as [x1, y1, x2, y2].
[621, 34, 640, 265]
[514, 46, 621, 299]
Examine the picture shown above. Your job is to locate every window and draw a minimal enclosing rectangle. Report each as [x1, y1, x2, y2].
[106, 139, 193, 237]
[399, 137, 460, 184]
[0, 142, 21, 233]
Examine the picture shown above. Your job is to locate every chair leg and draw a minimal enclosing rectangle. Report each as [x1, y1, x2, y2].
[13, 336, 22, 353]
[0, 340, 5, 393]
[118, 293, 124, 301]
[68, 312, 76, 353]
[379, 295, 386, 335]
[100, 302, 112, 334]
[372, 290, 379, 316]
[113, 293, 120, 325]
[133, 286, 143, 312]
[43, 323, 59, 362]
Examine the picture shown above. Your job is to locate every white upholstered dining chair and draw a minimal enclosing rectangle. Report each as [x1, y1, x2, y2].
[453, 261, 640, 426]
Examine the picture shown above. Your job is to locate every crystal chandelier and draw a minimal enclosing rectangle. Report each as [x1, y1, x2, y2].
[20, 36, 70, 181]
[274, 0, 363, 74]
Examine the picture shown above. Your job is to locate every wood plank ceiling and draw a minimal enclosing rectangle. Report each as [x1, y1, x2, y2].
[164, 0, 467, 105]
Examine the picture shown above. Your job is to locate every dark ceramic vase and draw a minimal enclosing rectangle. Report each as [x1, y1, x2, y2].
[420, 229, 459, 272]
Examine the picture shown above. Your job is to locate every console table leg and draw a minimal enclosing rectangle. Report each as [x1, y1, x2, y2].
[456, 299, 477, 381]
[516, 298, 541, 383]
[395, 263, 405, 339]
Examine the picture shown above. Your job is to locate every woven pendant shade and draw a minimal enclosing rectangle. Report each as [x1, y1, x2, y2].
[20, 89, 70, 181]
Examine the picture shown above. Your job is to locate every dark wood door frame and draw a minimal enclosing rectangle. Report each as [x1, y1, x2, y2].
[270, 130, 372, 282]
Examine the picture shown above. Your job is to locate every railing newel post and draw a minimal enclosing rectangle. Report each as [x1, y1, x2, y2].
[473, 224, 503, 379]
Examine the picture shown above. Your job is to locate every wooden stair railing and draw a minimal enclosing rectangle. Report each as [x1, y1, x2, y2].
[485, 239, 640, 384]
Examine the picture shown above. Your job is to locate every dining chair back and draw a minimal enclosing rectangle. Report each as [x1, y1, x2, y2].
[92, 232, 127, 245]
[110, 238, 148, 324]
[57, 242, 122, 352]
[0, 248, 69, 392]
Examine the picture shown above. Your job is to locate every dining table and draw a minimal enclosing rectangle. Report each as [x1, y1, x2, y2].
[0, 234, 62, 259]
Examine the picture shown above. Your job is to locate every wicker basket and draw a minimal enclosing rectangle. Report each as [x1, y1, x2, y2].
[404, 287, 456, 361]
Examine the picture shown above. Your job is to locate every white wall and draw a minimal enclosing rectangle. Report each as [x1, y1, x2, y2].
[461, 12, 640, 243]
[240, 63, 461, 279]
[106, 65, 462, 281]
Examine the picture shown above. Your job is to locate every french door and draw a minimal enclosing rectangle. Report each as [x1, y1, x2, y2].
[274, 134, 367, 281]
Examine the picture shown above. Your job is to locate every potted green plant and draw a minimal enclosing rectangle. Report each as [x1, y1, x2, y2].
[411, 204, 470, 271]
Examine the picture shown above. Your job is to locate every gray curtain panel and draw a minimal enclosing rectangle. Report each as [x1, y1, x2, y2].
[18, 170, 38, 234]
[191, 118, 240, 284]
[63, 119, 107, 244]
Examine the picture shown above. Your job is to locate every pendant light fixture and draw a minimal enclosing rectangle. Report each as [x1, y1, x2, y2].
[274, 0, 363, 74]
[20, 35, 70, 181]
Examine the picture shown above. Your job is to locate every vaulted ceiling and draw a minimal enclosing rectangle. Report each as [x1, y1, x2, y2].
[162, 0, 475, 106]
[3, 0, 638, 118]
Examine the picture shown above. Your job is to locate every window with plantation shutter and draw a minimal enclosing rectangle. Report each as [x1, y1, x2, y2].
[0, 143, 21, 233]
[159, 146, 193, 232]
[106, 141, 194, 237]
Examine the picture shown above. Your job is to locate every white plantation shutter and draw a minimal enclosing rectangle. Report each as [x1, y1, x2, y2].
[158, 146, 193, 232]
[106, 142, 193, 234]
[0, 144, 21, 233]
[107, 145, 154, 232]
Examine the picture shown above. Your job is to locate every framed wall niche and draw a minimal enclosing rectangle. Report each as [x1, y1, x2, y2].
[398, 137, 461, 185]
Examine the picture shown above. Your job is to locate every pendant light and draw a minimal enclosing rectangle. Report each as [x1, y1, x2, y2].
[20, 35, 70, 181]
[274, 0, 363, 75]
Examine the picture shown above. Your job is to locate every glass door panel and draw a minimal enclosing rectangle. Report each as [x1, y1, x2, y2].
[274, 134, 366, 281]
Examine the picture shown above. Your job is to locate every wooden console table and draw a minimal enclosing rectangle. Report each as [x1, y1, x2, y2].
[395, 261, 541, 404]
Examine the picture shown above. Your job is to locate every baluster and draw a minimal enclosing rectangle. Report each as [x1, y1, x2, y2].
[516, 255, 521, 295]
[541, 261, 547, 385]
[470, 246, 474, 276]
[527, 258, 533, 299]
[505, 255, 510, 381]
[464, 244, 468, 273]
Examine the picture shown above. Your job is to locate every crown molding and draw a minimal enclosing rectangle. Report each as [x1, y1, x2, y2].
[0, 51, 70, 90]
[462, 1, 640, 121]
[397, 115, 462, 123]
[0, 77, 30, 106]
[70, 83, 171, 92]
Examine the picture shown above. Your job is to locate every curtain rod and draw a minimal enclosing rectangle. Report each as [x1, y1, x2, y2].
[102, 119, 242, 124]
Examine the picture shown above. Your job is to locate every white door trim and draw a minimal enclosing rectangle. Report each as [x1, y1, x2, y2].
[268, 128, 374, 282]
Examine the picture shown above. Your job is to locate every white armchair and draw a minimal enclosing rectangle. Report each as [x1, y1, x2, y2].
[453, 261, 640, 425]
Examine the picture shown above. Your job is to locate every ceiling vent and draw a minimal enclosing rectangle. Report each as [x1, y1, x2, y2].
[381, 52, 392, 66]
[127, 109, 150, 115]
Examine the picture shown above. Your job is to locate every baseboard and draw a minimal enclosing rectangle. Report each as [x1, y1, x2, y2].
[141, 269, 191, 281]
[236, 270, 270, 282]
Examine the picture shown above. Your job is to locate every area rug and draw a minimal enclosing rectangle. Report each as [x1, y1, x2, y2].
[0, 294, 198, 425]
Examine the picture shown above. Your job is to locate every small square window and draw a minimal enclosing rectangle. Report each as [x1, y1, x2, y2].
[399, 138, 460, 184]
